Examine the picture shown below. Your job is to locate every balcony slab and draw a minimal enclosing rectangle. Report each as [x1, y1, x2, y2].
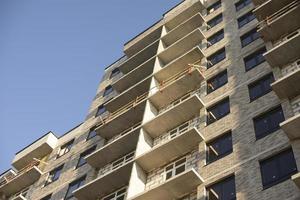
[280, 114, 300, 140]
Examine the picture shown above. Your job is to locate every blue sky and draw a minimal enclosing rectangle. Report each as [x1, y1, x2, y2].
[0, 0, 180, 172]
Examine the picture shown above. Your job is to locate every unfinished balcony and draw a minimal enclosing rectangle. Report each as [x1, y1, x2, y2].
[264, 28, 300, 67]
[73, 152, 135, 200]
[162, 13, 204, 47]
[136, 118, 203, 172]
[0, 161, 44, 198]
[280, 95, 300, 140]
[158, 28, 204, 65]
[144, 89, 204, 138]
[129, 169, 203, 200]
[292, 172, 300, 189]
[86, 123, 141, 169]
[258, 0, 300, 42]
[150, 66, 204, 109]
[271, 59, 300, 99]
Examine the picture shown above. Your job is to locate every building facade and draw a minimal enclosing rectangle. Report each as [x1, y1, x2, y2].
[1, 0, 300, 199]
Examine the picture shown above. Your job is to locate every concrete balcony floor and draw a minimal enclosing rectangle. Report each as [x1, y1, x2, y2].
[280, 113, 300, 140]
[10, 194, 27, 200]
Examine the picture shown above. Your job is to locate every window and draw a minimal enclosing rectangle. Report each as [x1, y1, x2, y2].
[110, 68, 120, 79]
[235, 0, 251, 11]
[207, 29, 224, 47]
[102, 187, 127, 200]
[248, 73, 274, 101]
[253, 106, 285, 139]
[65, 176, 86, 200]
[41, 194, 52, 200]
[45, 165, 64, 186]
[207, 98, 230, 125]
[244, 47, 266, 71]
[207, 0, 222, 14]
[237, 12, 256, 28]
[76, 146, 97, 168]
[206, 176, 236, 200]
[103, 85, 113, 97]
[207, 48, 226, 68]
[165, 157, 187, 180]
[86, 128, 97, 140]
[206, 132, 232, 163]
[207, 14, 223, 30]
[207, 70, 228, 94]
[57, 140, 74, 158]
[96, 105, 106, 117]
[260, 149, 297, 189]
[240, 28, 260, 47]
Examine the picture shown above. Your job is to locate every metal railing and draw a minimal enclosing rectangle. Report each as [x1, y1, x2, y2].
[281, 59, 300, 77]
[291, 95, 300, 116]
[273, 28, 300, 47]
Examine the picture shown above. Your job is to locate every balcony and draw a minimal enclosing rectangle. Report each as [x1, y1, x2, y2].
[292, 172, 300, 189]
[0, 161, 43, 197]
[271, 59, 300, 99]
[264, 28, 300, 67]
[252, 0, 267, 6]
[136, 118, 203, 172]
[9, 188, 29, 200]
[74, 152, 135, 200]
[10, 195, 27, 200]
[149, 67, 204, 109]
[158, 28, 204, 65]
[86, 123, 141, 169]
[258, 0, 300, 42]
[12, 132, 57, 171]
[162, 13, 204, 47]
[280, 96, 300, 140]
[129, 169, 203, 200]
[253, 0, 295, 21]
[144, 90, 204, 138]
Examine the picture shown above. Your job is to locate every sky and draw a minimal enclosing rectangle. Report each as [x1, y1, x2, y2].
[0, 0, 181, 173]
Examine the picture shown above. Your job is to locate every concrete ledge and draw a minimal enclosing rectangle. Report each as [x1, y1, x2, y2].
[292, 172, 300, 189]
[280, 114, 300, 140]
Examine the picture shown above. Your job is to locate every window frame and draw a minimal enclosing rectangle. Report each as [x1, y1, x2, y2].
[207, 70, 228, 94]
[206, 175, 236, 200]
[206, 0, 222, 15]
[44, 165, 64, 186]
[96, 105, 106, 117]
[244, 47, 266, 71]
[86, 127, 97, 140]
[110, 68, 120, 79]
[207, 48, 226, 68]
[57, 139, 74, 158]
[103, 85, 113, 97]
[240, 28, 260, 47]
[206, 97, 230, 125]
[76, 146, 97, 168]
[248, 73, 274, 101]
[64, 176, 86, 200]
[207, 29, 224, 48]
[237, 11, 256, 28]
[235, 0, 251, 11]
[165, 157, 187, 180]
[102, 186, 127, 200]
[207, 14, 223, 30]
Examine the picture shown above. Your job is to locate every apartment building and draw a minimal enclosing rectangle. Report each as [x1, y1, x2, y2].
[1, 0, 300, 199]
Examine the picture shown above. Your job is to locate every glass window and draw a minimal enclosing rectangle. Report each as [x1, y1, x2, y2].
[207, 98, 230, 125]
[207, 48, 226, 68]
[248, 73, 274, 101]
[207, 176, 236, 200]
[235, 0, 251, 11]
[102, 187, 127, 200]
[237, 12, 256, 28]
[65, 176, 86, 200]
[253, 106, 285, 139]
[96, 105, 106, 117]
[86, 128, 97, 140]
[206, 132, 232, 163]
[207, 0, 222, 14]
[240, 28, 260, 47]
[110, 68, 120, 79]
[244, 47, 266, 71]
[207, 70, 228, 94]
[57, 140, 74, 158]
[207, 29, 224, 47]
[165, 157, 187, 180]
[76, 146, 97, 168]
[45, 165, 64, 186]
[41, 194, 52, 200]
[207, 14, 223, 30]
[260, 149, 297, 188]
[103, 85, 113, 97]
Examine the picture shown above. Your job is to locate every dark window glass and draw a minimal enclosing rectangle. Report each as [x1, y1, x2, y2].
[45, 165, 64, 185]
[206, 132, 232, 163]
[57, 140, 74, 158]
[207, 98, 230, 125]
[103, 85, 113, 97]
[96, 105, 106, 117]
[207, 14, 223, 29]
[41, 194, 52, 200]
[244, 47, 266, 71]
[253, 106, 285, 139]
[260, 149, 298, 188]
[110, 68, 120, 79]
[237, 12, 256, 28]
[248, 73, 274, 101]
[207, 0, 222, 14]
[207, 70, 228, 94]
[76, 146, 97, 168]
[65, 176, 86, 200]
[207, 176, 236, 200]
[207, 30, 224, 47]
[207, 48, 226, 68]
[86, 128, 97, 140]
[235, 0, 251, 11]
[240, 28, 260, 47]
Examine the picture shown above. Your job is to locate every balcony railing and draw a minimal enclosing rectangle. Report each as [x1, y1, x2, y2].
[291, 95, 300, 116]
[106, 122, 142, 145]
[281, 59, 300, 77]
